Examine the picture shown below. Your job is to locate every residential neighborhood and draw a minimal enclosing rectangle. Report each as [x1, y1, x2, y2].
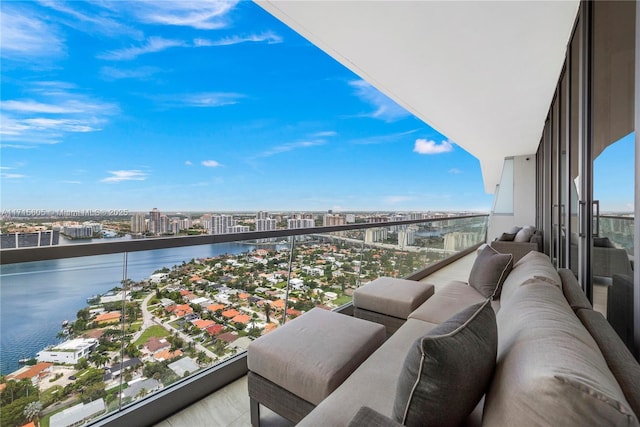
[1, 233, 455, 427]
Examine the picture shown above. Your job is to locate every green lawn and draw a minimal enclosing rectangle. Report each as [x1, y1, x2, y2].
[133, 325, 170, 346]
[333, 295, 352, 306]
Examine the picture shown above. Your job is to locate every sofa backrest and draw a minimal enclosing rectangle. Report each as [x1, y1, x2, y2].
[576, 308, 640, 420]
[499, 250, 562, 304]
[484, 280, 639, 426]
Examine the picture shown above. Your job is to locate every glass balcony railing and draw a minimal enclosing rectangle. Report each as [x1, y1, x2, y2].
[0, 215, 487, 427]
[599, 215, 634, 257]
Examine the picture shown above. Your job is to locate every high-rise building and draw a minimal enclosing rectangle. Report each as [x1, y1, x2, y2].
[62, 225, 95, 239]
[149, 208, 161, 235]
[0, 230, 60, 249]
[171, 220, 180, 235]
[256, 211, 268, 220]
[131, 213, 146, 234]
[228, 225, 250, 233]
[159, 215, 170, 235]
[212, 215, 235, 234]
[364, 228, 388, 244]
[323, 214, 346, 227]
[256, 218, 277, 232]
[287, 218, 315, 229]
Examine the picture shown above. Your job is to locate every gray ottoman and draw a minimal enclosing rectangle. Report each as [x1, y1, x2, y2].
[353, 277, 435, 335]
[247, 308, 385, 426]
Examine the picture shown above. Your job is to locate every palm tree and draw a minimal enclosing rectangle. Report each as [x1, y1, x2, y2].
[264, 303, 271, 324]
[23, 401, 42, 426]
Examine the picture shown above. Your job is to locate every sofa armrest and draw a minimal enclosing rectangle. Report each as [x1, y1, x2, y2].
[347, 407, 403, 427]
[593, 246, 634, 278]
[489, 241, 537, 263]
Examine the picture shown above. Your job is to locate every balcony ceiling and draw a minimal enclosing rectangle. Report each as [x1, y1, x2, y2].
[256, 1, 580, 193]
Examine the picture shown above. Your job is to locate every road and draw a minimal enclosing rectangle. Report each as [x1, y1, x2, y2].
[134, 291, 218, 361]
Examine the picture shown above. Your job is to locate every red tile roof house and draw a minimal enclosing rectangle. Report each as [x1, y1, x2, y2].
[94, 311, 121, 325]
[216, 332, 239, 344]
[206, 324, 224, 336]
[221, 309, 240, 319]
[231, 314, 251, 325]
[7, 362, 53, 385]
[153, 349, 183, 362]
[166, 304, 193, 318]
[192, 319, 215, 330]
[183, 293, 199, 303]
[206, 303, 226, 312]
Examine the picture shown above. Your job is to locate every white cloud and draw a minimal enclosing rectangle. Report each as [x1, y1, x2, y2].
[1, 86, 118, 147]
[312, 131, 337, 138]
[1, 173, 27, 179]
[449, 168, 463, 174]
[37, 1, 143, 39]
[180, 92, 244, 108]
[194, 31, 282, 47]
[100, 66, 163, 81]
[185, 160, 193, 166]
[23, 118, 98, 133]
[98, 37, 186, 61]
[201, 160, 221, 168]
[0, 6, 65, 61]
[101, 170, 148, 183]
[129, 1, 238, 30]
[259, 140, 326, 158]
[350, 129, 418, 145]
[2, 100, 82, 114]
[61, 180, 82, 184]
[413, 139, 454, 155]
[349, 80, 411, 122]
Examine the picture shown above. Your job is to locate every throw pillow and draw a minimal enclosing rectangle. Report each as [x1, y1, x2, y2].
[514, 227, 534, 242]
[508, 225, 522, 234]
[393, 300, 497, 427]
[498, 232, 517, 241]
[468, 245, 513, 298]
[593, 236, 616, 248]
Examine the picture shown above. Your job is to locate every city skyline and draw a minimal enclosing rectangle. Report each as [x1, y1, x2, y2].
[0, 1, 495, 212]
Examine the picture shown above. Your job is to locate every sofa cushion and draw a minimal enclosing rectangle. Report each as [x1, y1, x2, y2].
[408, 281, 487, 324]
[500, 250, 561, 303]
[393, 300, 497, 427]
[559, 268, 592, 311]
[576, 308, 640, 419]
[353, 277, 435, 319]
[298, 318, 439, 426]
[348, 407, 403, 427]
[468, 245, 513, 299]
[484, 281, 639, 426]
[247, 308, 385, 405]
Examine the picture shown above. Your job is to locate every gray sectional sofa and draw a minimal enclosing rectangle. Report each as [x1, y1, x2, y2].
[296, 250, 640, 426]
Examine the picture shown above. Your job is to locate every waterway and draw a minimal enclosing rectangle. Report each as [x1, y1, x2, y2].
[0, 239, 256, 374]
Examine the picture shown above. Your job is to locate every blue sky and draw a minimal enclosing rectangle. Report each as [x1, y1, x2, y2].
[0, 1, 494, 212]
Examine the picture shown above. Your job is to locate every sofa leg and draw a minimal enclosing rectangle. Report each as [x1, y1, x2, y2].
[250, 397, 260, 427]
